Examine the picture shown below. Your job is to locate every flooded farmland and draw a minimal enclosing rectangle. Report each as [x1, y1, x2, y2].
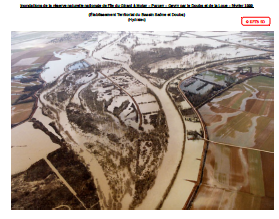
[41, 50, 87, 82]
[199, 76, 274, 151]
[191, 74, 274, 209]
[11, 31, 274, 210]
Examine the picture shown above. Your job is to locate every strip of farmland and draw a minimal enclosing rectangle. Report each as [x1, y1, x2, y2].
[187, 75, 274, 209]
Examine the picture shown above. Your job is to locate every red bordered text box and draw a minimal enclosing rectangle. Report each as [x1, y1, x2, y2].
[241, 17, 271, 26]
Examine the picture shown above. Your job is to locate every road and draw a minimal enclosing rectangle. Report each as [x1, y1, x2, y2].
[203, 138, 274, 154]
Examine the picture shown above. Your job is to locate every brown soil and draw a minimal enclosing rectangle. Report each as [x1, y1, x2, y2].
[219, 91, 244, 108]
[245, 99, 260, 114]
[11, 87, 24, 93]
[245, 99, 273, 118]
[191, 183, 273, 210]
[11, 95, 19, 104]
[193, 141, 274, 209]
[193, 75, 274, 210]
[190, 185, 214, 210]
[50, 56, 61, 61]
[11, 66, 30, 73]
[261, 135, 274, 153]
[229, 147, 250, 194]
[202, 143, 216, 185]
[266, 101, 274, 118]
[266, 91, 274, 100]
[202, 114, 222, 126]
[206, 188, 224, 210]
[203, 143, 250, 193]
[11, 52, 35, 66]
[260, 152, 274, 198]
[11, 82, 23, 87]
[256, 91, 268, 99]
[34, 55, 54, 64]
[260, 197, 274, 210]
[208, 103, 237, 114]
[254, 119, 274, 152]
[11, 102, 34, 124]
[190, 185, 263, 210]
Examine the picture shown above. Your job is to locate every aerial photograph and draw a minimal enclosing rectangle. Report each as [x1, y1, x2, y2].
[11, 31, 274, 210]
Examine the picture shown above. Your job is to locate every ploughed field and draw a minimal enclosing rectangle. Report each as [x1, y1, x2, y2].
[199, 76, 274, 151]
[191, 142, 274, 210]
[191, 75, 274, 209]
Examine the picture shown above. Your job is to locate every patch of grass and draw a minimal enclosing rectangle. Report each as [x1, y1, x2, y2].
[265, 32, 274, 37]
[214, 74, 225, 82]
[247, 76, 274, 89]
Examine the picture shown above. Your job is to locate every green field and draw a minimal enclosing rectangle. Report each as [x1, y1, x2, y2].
[246, 76, 274, 89]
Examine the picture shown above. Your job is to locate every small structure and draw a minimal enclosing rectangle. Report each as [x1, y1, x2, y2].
[239, 66, 252, 75]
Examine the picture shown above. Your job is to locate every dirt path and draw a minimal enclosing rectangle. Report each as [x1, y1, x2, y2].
[44, 158, 87, 210]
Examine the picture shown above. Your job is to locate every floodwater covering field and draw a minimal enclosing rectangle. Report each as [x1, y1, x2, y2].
[41, 50, 87, 82]
[192, 75, 274, 209]
[11, 100, 60, 174]
[200, 76, 274, 151]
